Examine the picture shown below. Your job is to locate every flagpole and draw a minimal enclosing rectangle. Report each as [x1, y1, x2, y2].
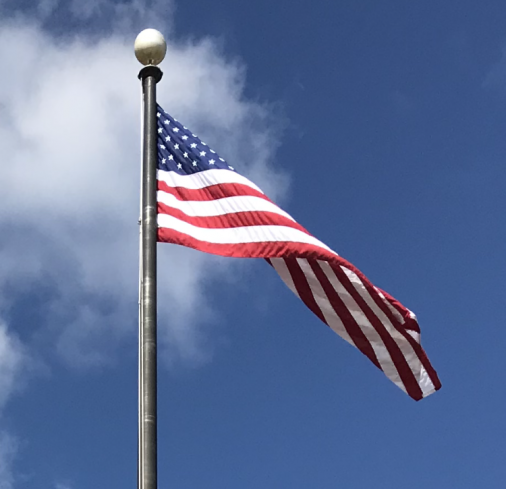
[135, 29, 166, 489]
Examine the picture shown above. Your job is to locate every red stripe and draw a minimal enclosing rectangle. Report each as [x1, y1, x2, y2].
[308, 261, 380, 369]
[158, 180, 270, 203]
[330, 264, 424, 400]
[158, 225, 388, 276]
[157, 226, 333, 259]
[159, 224, 398, 277]
[158, 202, 311, 234]
[283, 258, 327, 324]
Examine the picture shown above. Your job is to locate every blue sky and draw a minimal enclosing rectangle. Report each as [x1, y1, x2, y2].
[0, 0, 504, 487]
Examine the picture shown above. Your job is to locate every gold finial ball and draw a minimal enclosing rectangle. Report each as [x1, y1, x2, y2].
[134, 29, 167, 66]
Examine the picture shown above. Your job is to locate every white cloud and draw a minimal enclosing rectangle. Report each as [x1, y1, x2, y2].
[68, 0, 175, 31]
[0, 0, 174, 32]
[55, 483, 72, 489]
[0, 324, 27, 489]
[0, 10, 288, 369]
[0, 2, 290, 486]
[0, 432, 17, 489]
[0, 324, 27, 410]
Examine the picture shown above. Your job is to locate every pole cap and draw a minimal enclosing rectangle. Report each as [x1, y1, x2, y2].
[134, 29, 167, 66]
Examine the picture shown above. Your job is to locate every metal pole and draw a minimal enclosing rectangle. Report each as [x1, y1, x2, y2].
[138, 64, 163, 489]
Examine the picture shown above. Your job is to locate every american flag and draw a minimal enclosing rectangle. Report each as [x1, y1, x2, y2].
[156, 105, 441, 400]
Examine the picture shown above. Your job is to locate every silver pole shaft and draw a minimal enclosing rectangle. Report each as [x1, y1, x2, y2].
[138, 65, 162, 489]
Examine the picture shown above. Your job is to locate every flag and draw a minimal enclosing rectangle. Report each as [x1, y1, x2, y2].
[155, 105, 441, 400]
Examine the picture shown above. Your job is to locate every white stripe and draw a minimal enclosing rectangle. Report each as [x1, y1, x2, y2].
[158, 168, 264, 194]
[269, 258, 300, 298]
[418, 365, 435, 398]
[317, 260, 406, 393]
[341, 266, 436, 395]
[158, 190, 295, 221]
[406, 330, 421, 342]
[296, 258, 355, 347]
[158, 214, 334, 251]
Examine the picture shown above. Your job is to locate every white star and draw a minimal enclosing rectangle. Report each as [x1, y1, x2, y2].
[192, 133, 197, 137]
[173, 127, 179, 133]
[200, 151, 206, 156]
[164, 119, 170, 125]
[182, 135, 188, 140]
[168, 155, 174, 160]
[228, 166, 235, 170]
[210, 149, 216, 153]
[177, 163, 182, 169]
[174, 144, 179, 149]
[192, 161, 198, 166]
[183, 152, 188, 158]
[190, 143, 197, 148]
[157, 128, 163, 133]
[209, 159, 215, 165]
[160, 144, 166, 150]
[165, 136, 171, 141]
[219, 158, 225, 162]
[157, 112, 161, 118]
[162, 158, 166, 164]
[201, 142, 207, 146]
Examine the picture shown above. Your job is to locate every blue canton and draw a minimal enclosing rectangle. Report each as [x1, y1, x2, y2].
[156, 105, 235, 175]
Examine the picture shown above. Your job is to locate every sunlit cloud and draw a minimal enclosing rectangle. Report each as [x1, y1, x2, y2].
[0, 1, 287, 370]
